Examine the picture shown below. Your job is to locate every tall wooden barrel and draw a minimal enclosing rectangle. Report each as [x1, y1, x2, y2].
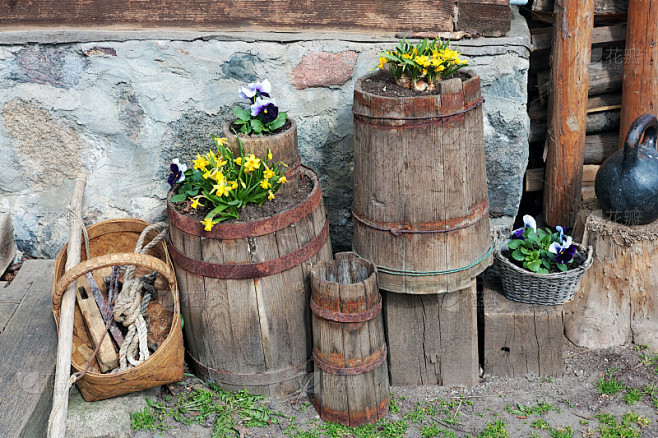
[352, 71, 493, 294]
[223, 119, 302, 195]
[167, 167, 332, 398]
[311, 252, 390, 426]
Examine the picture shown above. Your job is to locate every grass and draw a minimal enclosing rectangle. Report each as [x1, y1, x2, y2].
[549, 426, 574, 438]
[505, 401, 559, 416]
[623, 388, 643, 405]
[477, 419, 509, 438]
[596, 368, 626, 395]
[595, 411, 651, 438]
[130, 406, 164, 432]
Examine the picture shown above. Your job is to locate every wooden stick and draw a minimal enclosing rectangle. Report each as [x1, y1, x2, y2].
[619, 0, 658, 148]
[48, 176, 86, 438]
[543, 0, 596, 227]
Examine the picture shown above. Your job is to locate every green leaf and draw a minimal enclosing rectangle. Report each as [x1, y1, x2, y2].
[250, 118, 264, 133]
[511, 248, 525, 261]
[240, 124, 249, 134]
[185, 188, 199, 196]
[170, 193, 186, 203]
[537, 267, 550, 274]
[266, 113, 287, 131]
[232, 107, 252, 121]
[507, 240, 521, 250]
[527, 260, 541, 272]
[557, 263, 568, 272]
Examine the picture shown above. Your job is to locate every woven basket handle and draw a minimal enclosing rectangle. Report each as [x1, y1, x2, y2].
[52, 252, 176, 313]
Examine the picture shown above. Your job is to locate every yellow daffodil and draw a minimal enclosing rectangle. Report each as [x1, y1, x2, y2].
[214, 137, 229, 147]
[264, 167, 276, 179]
[278, 176, 287, 184]
[401, 53, 413, 60]
[260, 179, 271, 189]
[201, 217, 215, 232]
[268, 190, 275, 201]
[193, 154, 210, 171]
[379, 56, 388, 70]
[189, 197, 204, 209]
[415, 55, 430, 68]
[229, 180, 238, 190]
[267, 149, 273, 161]
[210, 181, 231, 197]
[239, 178, 247, 189]
[244, 154, 261, 172]
[234, 157, 242, 166]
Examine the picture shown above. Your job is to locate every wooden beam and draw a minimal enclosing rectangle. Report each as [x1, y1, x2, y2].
[529, 93, 622, 121]
[532, 0, 628, 14]
[537, 59, 624, 99]
[453, 3, 512, 36]
[526, 165, 600, 192]
[619, 0, 658, 148]
[543, 0, 596, 228]
[531, 24, 627, 52]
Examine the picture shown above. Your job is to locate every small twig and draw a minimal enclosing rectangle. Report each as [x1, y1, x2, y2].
[449, 394, 501, 399]
[564, 349, 594, 359]
[574, 413, 594, 421]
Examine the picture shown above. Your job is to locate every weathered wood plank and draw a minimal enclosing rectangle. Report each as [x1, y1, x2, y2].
[0, 260, 57, 438]
[0, 0, 456, 33]
[75, 286, 118, 373]
[0, 302, 18, 333]
[531, 24, 627, 52]
[384, 280, 478, 386]
[0, 260, 42, 304]
[482, 279, 563, 378]
[532, 0, 628, 14]
[525, 165, 600, 192]
[454, 3, 512, 36]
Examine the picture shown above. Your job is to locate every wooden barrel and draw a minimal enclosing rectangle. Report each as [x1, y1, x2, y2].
[223, 118, 302, 195]
[311, 252, 390, 426]
[352, 70, 493, 294]
[167, 166, 332, 398]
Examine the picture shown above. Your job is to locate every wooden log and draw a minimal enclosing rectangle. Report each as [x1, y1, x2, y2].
[525, 165, 600, 192]
[529, 93, 622, 122]
[311, 252, 389, 427]
[583, 131, 619, 163]
[619, 0, 658, 148]
[543, 0, 596, 228]
[48, 176, 86, 438]
[168, 168, 332, 398]
[532, 0, 628, 14]
[537, 58, 624, 100]
[482, 278, 563, 378]
[75, 286, 118, 373]
[383, 279, 479, 386]
[531, 24, 627, 53]
[453, 3, 511, 37]
[352, 70, 492, 294]
[564, 199, 658, 350]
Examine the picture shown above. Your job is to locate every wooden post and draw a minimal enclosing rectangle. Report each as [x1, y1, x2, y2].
[619, 0, 658, 147]
[48, 176, 86, 438]
[543, 0, 596, 228]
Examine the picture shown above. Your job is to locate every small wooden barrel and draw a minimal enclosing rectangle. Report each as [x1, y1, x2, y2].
[352, 70, 493, 294]
[311, 252, 390, 426]
[167, 166, 332, 398]
[224, 118, 302, 195]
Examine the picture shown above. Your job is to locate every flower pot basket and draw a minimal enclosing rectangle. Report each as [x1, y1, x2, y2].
[494, 241, 594, 306]
[52, 218, 184, 401]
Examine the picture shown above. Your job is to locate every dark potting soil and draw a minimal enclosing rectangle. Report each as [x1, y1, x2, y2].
[172, 173, 313, 224]
[361, 69, 471, 98]
[228, 119, 293, 138]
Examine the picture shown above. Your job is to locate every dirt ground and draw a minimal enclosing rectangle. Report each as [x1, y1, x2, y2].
[131, 342, 658, 437]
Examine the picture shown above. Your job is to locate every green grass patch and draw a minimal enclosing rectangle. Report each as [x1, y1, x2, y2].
[623, 388, 643, 405]
[549, 426, 574, 438]
[595, 411, 651, 438]
[477, 419, 509, 438]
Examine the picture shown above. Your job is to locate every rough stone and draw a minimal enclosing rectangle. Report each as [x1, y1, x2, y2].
[66, 386, 161, 438]
[221, 52, 259, 82]
[292, 50, 358, 90]
[0, 8, 530, 257]
[11, 46, 87, 89]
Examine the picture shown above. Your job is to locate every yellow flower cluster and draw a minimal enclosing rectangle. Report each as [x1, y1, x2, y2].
[171, 135, 289, 232]
[378, 37, 468, 86]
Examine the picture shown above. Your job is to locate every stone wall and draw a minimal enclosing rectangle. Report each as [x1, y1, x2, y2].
[0, 9, 529, 258]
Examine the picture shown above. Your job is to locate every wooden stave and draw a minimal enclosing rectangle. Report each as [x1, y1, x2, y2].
[310, 253, 390, 426]
[352, 71, 492, 294]
[169, 168, 332, 398]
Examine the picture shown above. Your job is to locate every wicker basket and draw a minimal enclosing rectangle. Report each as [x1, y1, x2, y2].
[52, 218, 184, 401]
[494, 240, 594, 305]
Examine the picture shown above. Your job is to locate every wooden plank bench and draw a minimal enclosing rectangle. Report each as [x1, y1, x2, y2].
[0, 259, 57, 438]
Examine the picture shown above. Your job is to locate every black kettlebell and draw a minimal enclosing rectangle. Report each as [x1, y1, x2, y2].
[595, 113, 658, 225]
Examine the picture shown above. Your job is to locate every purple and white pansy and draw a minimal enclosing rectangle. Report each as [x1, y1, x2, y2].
[239, 79, 272, 103]
[168, 158, 187, 186]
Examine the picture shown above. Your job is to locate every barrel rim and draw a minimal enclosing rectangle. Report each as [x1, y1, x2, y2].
[167, 165, 322, 239]
[223, 117, 297, 147]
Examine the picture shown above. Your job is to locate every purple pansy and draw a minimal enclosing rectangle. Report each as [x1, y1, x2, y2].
[168, 158, 187, 186]
[511, 214, 537, 240]
[239, 79, 272, 103]
[250, 97, 279, 123]
[549, 235, 576, 264]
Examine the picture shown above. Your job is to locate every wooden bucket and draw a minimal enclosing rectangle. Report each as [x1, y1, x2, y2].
[167, 166, 333, 398]
[311, 252, 389, 426]
[52, 218, 185, 402]
[223, 118, 302, 195]
[352, 70, 493, 294]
